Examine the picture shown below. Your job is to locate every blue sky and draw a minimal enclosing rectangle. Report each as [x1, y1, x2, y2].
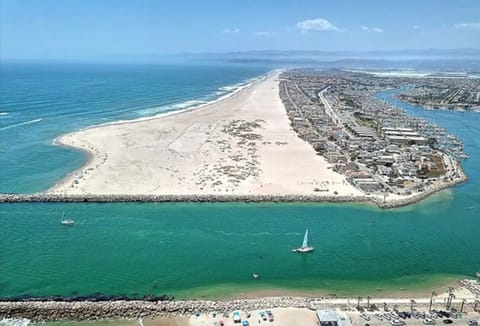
[1, 0, 479, 60]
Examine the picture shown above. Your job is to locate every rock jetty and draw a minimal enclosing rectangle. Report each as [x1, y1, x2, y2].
[0, 170, 468, 210]
[0, 193, 372, 204]
[0, 297, 309, 321]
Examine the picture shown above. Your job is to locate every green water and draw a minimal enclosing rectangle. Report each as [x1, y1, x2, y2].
[1, 195, 479, 299]
[1, 91, 480, 300]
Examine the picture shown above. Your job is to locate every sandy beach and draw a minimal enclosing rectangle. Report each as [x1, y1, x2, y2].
[3, 279, 480, 323]
[182, 307, 317, 326]
[50, 74, 361, 197]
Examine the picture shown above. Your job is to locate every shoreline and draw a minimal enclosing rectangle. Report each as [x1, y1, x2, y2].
[55, 71, 275, 134]
[50, 71, 276, 193]
[0, 158, 468, 208]
[1, 279, 478, 322]
[46, 73, 365, 199]
[0, 157, 467, 209]
[394, 94, 480, 112]
[0, 272, 472, 303]
[2, 71, 467, 209]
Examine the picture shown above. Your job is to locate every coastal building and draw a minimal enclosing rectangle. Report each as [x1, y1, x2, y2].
[386, 135, 428, 145]
[382, 127, 428, 145]
[316, 309, 352, 326]
[280, 70, 467, 198]
[351, 176, 382, 192]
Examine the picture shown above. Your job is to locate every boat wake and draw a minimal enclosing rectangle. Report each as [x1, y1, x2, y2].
[0, 118, 42, 131]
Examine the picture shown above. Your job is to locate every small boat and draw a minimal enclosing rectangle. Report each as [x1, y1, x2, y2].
[61, 212, 74, 226]
[292, 229, 314, 253]
[252, 273, 260, 279]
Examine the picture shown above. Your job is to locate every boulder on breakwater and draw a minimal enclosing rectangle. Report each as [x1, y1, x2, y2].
[0, 297, 309, 321]
[0, 167, 467, 209]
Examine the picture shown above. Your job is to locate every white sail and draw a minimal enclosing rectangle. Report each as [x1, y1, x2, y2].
[292, 228, 314, 253]
[302, 229, 309, 248]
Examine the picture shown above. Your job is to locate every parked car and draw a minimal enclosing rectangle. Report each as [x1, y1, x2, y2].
[423, 318, 437, 325]
[390, 319, 406, 326]
[442, 319, 453, 324]
[398, 312, 407, 319]
[233, 311, 241, 323]
[260, 312, 267, 322]
[265, 310, 274, 322]
[467, 320, 478, 326]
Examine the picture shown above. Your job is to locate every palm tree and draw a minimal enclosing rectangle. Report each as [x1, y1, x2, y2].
[429, 291, 437, 312]
[357, 296, 362, 310]
[460, 299, 466, 313]
[446, 287, 455, 310]
[367, 296, 371, 310]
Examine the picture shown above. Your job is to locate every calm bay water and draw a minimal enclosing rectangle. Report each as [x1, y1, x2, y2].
[0, 197, 479, 299]
[0, 67, 479, 300]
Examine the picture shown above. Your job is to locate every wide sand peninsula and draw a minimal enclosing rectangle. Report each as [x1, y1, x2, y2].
[51, 74, 361, 197]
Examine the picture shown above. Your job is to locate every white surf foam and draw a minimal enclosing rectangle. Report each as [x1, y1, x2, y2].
[0, 318, 31, 326]
[0, 112, 8, 116]
[0, 118, 42, 131]
[60, 70, 276, 132]
[137, 99, 207, 116]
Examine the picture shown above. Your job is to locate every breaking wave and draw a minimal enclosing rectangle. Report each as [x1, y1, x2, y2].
[0, 118, 42, 131]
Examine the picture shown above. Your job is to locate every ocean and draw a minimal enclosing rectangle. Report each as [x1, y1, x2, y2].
[1, 65, 480, 303]
[0, 63, 270, 193]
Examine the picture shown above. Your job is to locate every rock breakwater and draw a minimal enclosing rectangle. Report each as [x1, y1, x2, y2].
[0, 297, 309, 321]
[0, 169, 468, 210]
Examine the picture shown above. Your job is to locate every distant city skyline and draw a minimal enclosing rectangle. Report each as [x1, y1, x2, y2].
[1, 0, 480, 61]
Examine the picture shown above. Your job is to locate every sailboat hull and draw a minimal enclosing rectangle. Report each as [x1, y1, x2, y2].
[292, 229, 314, 253]
[292, 246, 315, 253]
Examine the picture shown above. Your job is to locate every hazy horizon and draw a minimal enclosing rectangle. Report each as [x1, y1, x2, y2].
[1, 0, 480, 62]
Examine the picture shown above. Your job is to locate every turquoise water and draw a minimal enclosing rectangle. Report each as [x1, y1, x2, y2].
[0, 63, 270, 193]
[1, 69, 479, 300]
[1, 196, 479, 299]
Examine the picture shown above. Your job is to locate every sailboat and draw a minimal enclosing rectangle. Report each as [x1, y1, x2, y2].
[60, 212, 74, 226]
[292, 229, 314, 253]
